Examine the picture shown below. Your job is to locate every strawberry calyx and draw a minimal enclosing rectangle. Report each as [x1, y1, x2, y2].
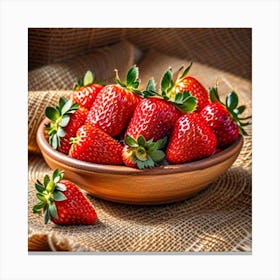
[209, 86, 251, 136]
[142, 78, 197, 113]
[124, 135, 167, 169]
[158, 62, 195, 102]
[33, 169, 67, 224]
[73, 70, 99, 90]
[114, 65, 143, 96]
[45, 97, 79, 150]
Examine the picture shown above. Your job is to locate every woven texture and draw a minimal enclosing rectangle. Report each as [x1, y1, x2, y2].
[28, 31, 252, 252]
[29, 28, 251, 80]
[28, 40, 142, 91]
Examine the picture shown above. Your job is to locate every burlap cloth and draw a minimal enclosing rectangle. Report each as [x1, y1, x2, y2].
[28, 36, 252, 252]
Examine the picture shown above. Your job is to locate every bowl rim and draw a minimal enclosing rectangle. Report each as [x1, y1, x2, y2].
[36, 118, 243, 176]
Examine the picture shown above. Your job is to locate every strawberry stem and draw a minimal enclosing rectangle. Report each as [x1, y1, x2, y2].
[73, 70, 96, 90]
[33, 169, 66, 224]
[124, 135, 167, 169]
[142, 78, 197, 113]
[114, 66, 143, 96]
[44, 97, 78, 150]
[209, 87, 251, 136]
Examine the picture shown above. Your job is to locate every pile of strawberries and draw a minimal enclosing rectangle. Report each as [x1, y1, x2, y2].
[44, 64, 250, 168]
[34, 64, 251, 226]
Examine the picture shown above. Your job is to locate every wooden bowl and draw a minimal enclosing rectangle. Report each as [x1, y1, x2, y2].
[36, 119, 243, 205]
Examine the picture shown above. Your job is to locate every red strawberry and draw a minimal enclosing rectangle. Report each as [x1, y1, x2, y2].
[33, 169, 97, 225]
[166, 113, 217, 164]
[123, 79, 197, 169]
[69, 124, 123, 165]
[85, 66, 142, 137]
[72, 70, 103, 109]
[126, 97, 181, 142]
[200, 87, 251, 148]
[123, 98, 179, 169]
[45, 97, 88, 154]
[160, 63, 210, 112]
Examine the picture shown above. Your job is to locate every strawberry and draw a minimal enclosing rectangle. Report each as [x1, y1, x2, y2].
[125, 97, 181, 142]
[166, 113, 217, 164]
[69, 124, 123, 165]
[123, 79, 197, 169]
[85, 66, 142, 137]
[160, 63, 210, 112]
[72, 70, 103, 109]
[45, 97, 88, 154]
[200, 87, 251, 148]
[33, 169, 97, 225]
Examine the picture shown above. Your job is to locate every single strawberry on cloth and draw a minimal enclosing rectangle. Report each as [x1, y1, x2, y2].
[28, 46, 251, 252]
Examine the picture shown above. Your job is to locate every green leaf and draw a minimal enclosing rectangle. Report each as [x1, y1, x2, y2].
[56, 183, 66, 192]
[175, 96, 197, 113]
[133, 89, 143, 96]
[33, 201, 45, 213]
[126, 66, 139, 87]
[234, 105, 246, 115]
[131, 81, 139, 89]
[45, 107, 60, 121]
[209, 87, 221, 103]
[79, 78, 83, 86]
[61, 99, 73, 115]
[60, 115, 70, 127]
[59, 96, 68, 109]
[44, 123, 51, 131]
[57, 127, 66, 138]
[142, 90, 156, 98]
[137, 156, 155, 169]
[125, 135, 138, 147]
[146, 79, 156, 92]
[46, 181, 55, 192]
[35, 182, 45, 193]
[53, 171, 62, 184]
[36, 193, 46, 202]
[161, 91, 169, 101]
[137, 161, 145, 169]
[44, 209, 50, 224]
[161, 69, 173, 93]
[49, 203, 58, 219]
[175, 93, 184, 103]
[156, 137, 168, 149]
[145, 141, 157, 152]
[137, 135, 146, 147]
[150, 150, 165, 162]
[142, 79, 158, 98]
[70, 103, 79, 111]
[53, 191, 66, 201]
[179, 62, 193, 80]
[83, 70, 94, 86]
[50, 134, 59, 149]
[226, 91, 239, 110]
[43, 175, 50, 187]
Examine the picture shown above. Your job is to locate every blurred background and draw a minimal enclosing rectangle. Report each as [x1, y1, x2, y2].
[28, 28, 251, 80]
